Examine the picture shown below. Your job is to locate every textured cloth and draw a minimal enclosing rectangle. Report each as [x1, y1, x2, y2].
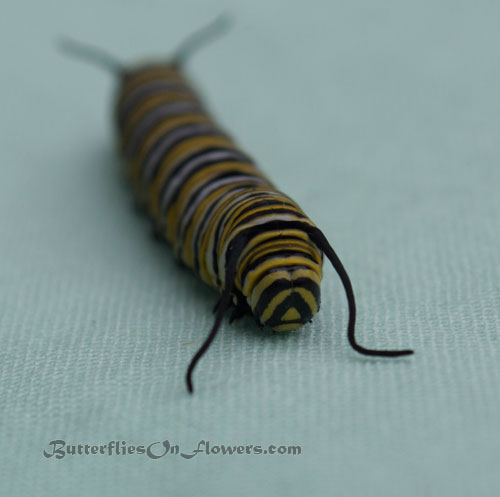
[1, 1, 499, 496]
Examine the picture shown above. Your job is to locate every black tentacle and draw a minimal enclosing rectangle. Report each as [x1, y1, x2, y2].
[185, 234, 247, 393]
[308, 227, 413, 357]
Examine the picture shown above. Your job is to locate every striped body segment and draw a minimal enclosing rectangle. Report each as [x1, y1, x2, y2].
[116, 64, 324, 331]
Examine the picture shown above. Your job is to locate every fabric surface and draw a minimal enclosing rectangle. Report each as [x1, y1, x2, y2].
[1, 1, 499, 495]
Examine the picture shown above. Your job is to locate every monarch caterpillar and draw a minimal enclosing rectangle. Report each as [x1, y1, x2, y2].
[60, 16, 413, 393]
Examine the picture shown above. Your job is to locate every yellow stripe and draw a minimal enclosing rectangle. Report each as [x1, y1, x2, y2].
[222, 195, 297, 236]
[290, 267, 322, 286]
[219, 192, 302, 239]
[221, 205, 303, 246]
[236, 240, 315, 287]
[243, 257, 319, 296]
[234, 230, 312, 285]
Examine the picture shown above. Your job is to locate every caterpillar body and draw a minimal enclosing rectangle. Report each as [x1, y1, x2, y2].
[61, 17, 413, 393]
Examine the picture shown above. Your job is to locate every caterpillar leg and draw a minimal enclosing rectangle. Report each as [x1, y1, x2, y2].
[229, 294, 251, 323]
[212, 290, 252, 323]
[213, 290, 250, 322]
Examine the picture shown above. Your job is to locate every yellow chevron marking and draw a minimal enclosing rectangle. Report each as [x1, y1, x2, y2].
[248, 271, 291, 309]
[282, 307, 301, 321]
[294, 287, 318, 315]
[259, 289, 293, 323]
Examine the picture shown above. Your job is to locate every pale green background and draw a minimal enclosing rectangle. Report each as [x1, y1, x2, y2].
[1, 0, 499, 495]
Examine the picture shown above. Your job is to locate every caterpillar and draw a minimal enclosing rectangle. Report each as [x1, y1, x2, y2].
[60, 16, 413, 393]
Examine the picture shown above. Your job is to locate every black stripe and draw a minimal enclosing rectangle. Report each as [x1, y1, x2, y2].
[235, 220, 316, 242]
[230, 208, 306, 232]
[230, 198, 297, 224]
[159, 147, 255, 213]
[210, 191, 279, 282]
[240, 249, 318, 286]
[190, 184, 260, 272]
[243, 234, 312, 255]
[141, 123, 225, 183]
